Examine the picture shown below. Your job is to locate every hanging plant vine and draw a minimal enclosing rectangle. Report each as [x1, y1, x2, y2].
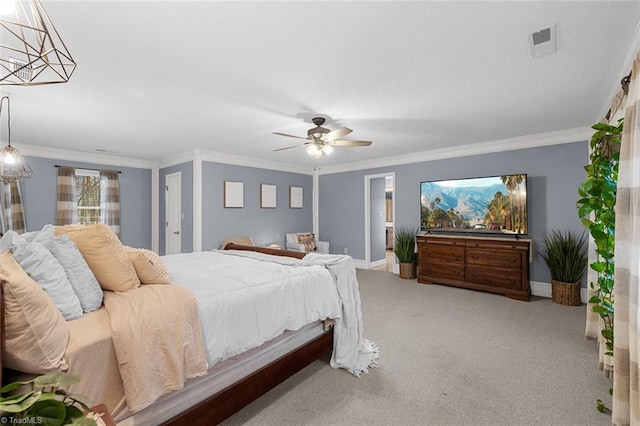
[576, 118, 622, 413]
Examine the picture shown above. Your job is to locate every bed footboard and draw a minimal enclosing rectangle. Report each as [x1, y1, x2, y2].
[161, 327, 334, 425]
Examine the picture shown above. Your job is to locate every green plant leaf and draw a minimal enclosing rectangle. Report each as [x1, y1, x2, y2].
[63, 404, 85, 425]
[1, 380, 36, 394]
[25, 399, 66, 426]
[588, 295, 602, 304]
[0, 391, 42, 413]
[33, 372, 81, 390]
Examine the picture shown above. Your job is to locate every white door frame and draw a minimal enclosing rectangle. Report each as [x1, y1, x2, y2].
[165, 171, 182, 255]
[364, 172, 395, 269]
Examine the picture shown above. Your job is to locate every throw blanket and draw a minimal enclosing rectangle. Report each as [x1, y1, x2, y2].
[103, 285, 208, 413]
[220, 250, 379, 377]
[304, 253, 380, 376]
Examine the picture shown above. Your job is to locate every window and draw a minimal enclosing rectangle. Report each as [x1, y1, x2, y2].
[75, 169, 102, 226]
[56, 166, 120, 236]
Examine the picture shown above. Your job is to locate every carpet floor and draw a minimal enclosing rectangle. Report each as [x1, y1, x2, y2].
[223, 269, 612, 425]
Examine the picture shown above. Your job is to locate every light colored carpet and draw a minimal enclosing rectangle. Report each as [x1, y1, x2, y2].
[223, 269, 612, 426]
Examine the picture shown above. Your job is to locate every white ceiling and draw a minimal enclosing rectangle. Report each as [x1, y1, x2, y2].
[3, 1, 640, 169]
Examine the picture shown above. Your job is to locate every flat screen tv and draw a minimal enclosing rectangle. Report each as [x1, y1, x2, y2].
[420, 174, 528, 235]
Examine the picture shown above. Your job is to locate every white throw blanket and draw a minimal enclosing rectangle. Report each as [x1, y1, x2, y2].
[304, 253, 380, 376]
[218, 250, 379, 376]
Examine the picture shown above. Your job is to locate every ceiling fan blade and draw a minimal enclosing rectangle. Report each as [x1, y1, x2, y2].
[274, 144, 305, 152]
[324, 127, 352, 141]
[329, 139, 373, 147]
[272, 132, 309, 141]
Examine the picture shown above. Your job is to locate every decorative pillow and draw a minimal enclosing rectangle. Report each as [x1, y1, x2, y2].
[11, 239, 83, 320]
[55, 224, 140, 292]
[297, 233, 316, 252]
[39, 234, 104, 312]
[125, 246, 172, 284]
[0, 251, 69, 373]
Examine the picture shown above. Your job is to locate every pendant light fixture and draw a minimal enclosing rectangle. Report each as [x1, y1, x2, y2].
[0, 0, 76, 85]
[0, 96, 32, 181]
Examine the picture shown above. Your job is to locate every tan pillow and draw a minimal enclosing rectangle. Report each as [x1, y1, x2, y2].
[297, 233, 316, 252]
[55, 224, 140, 292]
[125, 247, 172, 284]
[0, 251, 69, 373]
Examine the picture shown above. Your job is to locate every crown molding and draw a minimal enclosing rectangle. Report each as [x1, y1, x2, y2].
[157, 151, 198, 169]
[198, 150, 313, 175]
[316, 126, 592, 175]
[16, 142, 156, 170]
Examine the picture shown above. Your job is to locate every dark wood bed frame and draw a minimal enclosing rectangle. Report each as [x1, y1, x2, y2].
[0, 244, 335, 425]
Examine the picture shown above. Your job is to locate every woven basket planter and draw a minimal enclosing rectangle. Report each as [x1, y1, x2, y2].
[399, 262, 416, 279]
[551, 280, 582, 306]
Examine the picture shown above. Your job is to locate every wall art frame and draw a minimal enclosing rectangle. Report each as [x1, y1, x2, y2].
[224, 181, 244, 208]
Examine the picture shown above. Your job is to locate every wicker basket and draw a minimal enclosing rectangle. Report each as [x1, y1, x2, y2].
[551, 280, 582, 306]
[399, 262, 416, 279]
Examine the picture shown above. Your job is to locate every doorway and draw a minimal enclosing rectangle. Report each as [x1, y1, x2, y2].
[165, 172, 182, 255]
[364, 172, 395, 272]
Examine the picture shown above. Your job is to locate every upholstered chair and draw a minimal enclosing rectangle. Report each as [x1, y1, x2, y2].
[285, 233, 329, 254]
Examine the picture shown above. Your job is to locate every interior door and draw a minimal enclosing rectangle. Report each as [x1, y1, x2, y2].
[165, 172, 181, 254]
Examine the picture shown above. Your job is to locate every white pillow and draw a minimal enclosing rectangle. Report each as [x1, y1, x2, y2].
[11, 240, 83, 320]
[38, 234, 103, 313]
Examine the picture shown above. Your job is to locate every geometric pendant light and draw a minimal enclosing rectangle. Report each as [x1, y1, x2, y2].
[0, 96, 32, 181]
[0, 0, 76, 85]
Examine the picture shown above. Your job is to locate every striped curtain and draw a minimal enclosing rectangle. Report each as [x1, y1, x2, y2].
[55, 166, 77, 225]
[100, 170, 120, 237]
[0, 181, 26, 234]
[612, 52, 640, 425]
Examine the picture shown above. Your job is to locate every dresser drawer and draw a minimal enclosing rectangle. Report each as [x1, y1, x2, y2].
[465, 266, 522, 290]
[421, 262, 465, 281]
[466, 248, 522, 270]
[422, 245, 465, 263]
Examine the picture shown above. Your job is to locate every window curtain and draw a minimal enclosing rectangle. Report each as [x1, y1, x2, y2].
[55, 166, 77, 225]
[612, 52, 640, 425]
[0, 181, 26, 234]
[100, 170, 120, 237]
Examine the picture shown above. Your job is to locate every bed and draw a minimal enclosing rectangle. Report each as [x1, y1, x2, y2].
[0, 226, 377, 425]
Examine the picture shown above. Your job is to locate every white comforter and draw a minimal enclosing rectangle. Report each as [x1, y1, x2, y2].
[162, 250, 342, 366]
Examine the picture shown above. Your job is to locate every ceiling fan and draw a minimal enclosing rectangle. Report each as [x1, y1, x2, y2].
[273, 117, 372, 158]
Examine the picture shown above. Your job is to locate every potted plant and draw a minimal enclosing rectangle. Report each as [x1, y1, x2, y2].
[540, 229, 588, 306]
[394, 226, 419, 279]
[0, 371, 107, 425]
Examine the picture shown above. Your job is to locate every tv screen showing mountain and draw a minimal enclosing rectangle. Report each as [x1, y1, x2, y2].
[420, 174, 528, 235]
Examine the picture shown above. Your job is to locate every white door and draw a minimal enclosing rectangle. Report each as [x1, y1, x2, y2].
[165, 172, 182, 255]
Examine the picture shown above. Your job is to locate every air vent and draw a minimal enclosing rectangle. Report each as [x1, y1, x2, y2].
[9, 58, 33, 81]
[529, 24, 556, 58]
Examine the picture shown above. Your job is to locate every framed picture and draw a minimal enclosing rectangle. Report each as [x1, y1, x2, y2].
[261, 184, 277, 208]
[289, 186, 303, 208]
[224, 181, 244, 208]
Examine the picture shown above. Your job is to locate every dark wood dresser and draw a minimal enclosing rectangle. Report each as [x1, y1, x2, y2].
[416, 234, 531, 301]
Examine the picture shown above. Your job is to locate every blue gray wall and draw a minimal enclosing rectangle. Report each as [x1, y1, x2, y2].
[159, 162, 194, 254]
[21, 156, 152, 248]
[319, 142, 588, 283]
[201, 162, 312, 250]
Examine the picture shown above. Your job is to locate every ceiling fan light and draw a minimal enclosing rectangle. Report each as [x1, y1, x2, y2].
[322, 145, 334, 156]
[306, 144, 323, 159]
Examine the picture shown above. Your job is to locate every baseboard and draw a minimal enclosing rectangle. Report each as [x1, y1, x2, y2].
[353, 259, 367, 269]
[353, 258, 387, 270]
[369, 259, 387, 269]
[530, 280, 589, 302]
